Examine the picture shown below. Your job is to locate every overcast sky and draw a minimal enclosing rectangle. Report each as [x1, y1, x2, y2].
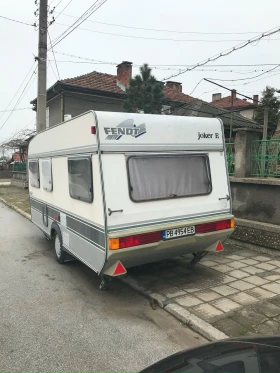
[0, 0, 280, 143]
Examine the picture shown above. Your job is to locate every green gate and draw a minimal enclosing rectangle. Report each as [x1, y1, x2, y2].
[225, 142, 235, 176]
[251, 139, 280, 177]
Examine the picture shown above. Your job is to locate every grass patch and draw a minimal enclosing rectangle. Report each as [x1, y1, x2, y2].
[0, 185, 30, 214]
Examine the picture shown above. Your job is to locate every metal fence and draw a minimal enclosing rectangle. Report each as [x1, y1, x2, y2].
[251, 139, 280, 177]
[225, 142, 235, 176]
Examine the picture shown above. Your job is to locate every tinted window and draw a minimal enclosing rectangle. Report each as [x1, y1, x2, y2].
[29, 160, 40, 188]
[42, 158, 53, 192]
[68, 157, 93, 203]
[128, 155, 211, 202]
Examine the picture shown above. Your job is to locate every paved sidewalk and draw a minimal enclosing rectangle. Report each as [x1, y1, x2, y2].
[124, 244, 280, 339]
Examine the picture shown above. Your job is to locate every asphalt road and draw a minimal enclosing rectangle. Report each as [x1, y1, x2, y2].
[0, 202, 205, 372]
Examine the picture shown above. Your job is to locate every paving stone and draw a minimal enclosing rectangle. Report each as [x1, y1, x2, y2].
[230, 280, 255, 291]
[252, 301, 280, 318]
[192, 303, 224, 321]
[200, 260, 218, 267]
[228, 269, 250, 279]
[194, 291, 221, 302]
[265, 275, 280, 281]
[176, 295, 203, 307]
[244, 276, 269, 286]
[212, 264, 232, 273]
[240, 259, 259, 265]
[212, 257, 231, 264]
[247, 287, 276, 300]
[211, 285, 238, 296]
[212, 318, 246, 337]
[229, 292, 258, 306]
[274, 268, 280, 275]
[165, 289, 187, 298]
[220, 275, 236, 284]
[211, 298, 241, 312]
[226, 254, 245, 260]
[254, 256, 272, 262]
[255, 320, 280, 335]
[184, 287, 200, 293]
[255, 263, 276, 271]
[236, 250, 259, 258]
[228, 261, 248, 269]
[267, 261, 280, 268]
[232, 308, 268, 328]
[243, 266, 265, 275]
[261, 283, 280, 294]
[269, 295, 280, 307]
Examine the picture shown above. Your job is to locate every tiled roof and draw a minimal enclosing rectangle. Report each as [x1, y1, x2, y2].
[211, 96, 255, 109]
[62, 71, 124, 93]
[62, 71, 195, 102]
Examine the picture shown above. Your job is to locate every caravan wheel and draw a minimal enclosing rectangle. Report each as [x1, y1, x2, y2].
[53, 231, 66, 264]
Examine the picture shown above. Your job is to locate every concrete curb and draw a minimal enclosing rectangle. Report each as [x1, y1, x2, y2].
[0, 197, 31, 221]
[122, 276, 229, 342]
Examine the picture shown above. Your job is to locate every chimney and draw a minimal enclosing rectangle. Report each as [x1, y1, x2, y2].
[231, 89, 237, 100]
[166, 81, 182, 93]
[212, 93, 222, 102]
[253, 95, 259, 105]
[117, 61, 132, 87]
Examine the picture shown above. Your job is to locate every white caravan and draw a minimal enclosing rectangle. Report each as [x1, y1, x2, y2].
[28, 111, 234, 289]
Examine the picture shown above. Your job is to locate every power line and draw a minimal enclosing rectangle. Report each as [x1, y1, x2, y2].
[51, 0, 107, 48]
[52, 0, 74, 21]
[0, 15, 34, 27]
[0, 65, 37, 131]
[189, 79, 204, 95]
[48, 30, 61, 79]
[54, 21, 280, 43]
[205, 64, 280, 82]
[0, 108, 32, 113]
[54, 11, 262, 35]
[0, 63, 37, 123]
[162, 24, 280, 81]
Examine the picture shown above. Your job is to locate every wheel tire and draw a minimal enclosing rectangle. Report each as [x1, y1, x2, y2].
[53, 231, 66, 264]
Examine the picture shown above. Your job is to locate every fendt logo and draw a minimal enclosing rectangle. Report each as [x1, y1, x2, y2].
[104, 119, 146, 140]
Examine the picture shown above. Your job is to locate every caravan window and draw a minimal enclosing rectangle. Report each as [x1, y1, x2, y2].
[127, 155, 211, 202]
[42, 158, 53, 192]
[68, 157, 93, 203]
[29, 160, 40, 188]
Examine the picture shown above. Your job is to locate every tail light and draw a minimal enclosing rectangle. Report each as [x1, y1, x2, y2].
[109, 231, 162, 250]
[196, 219, 234, 234]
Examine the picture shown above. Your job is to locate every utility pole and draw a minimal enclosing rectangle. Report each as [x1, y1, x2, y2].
[261, 107, 269, 176]
[36, 0, 48, 133]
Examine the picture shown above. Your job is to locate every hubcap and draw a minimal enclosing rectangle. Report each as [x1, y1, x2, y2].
[55, 235, 61, 258]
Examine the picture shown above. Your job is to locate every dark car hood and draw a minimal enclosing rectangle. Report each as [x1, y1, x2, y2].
[141, 336, 280, 373]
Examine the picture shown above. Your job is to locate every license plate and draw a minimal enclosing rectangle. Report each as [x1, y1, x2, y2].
[163, 226, 195, 240]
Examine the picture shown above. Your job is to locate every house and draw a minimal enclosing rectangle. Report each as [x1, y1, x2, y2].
[210, 90, 259, 120]
[31, 61, 261, 137]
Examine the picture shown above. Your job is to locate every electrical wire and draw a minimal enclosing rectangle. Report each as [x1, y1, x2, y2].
[0, 63, 36, 123]
[0, 108, 32, 113]
[162, 24, 280, 80]
[54, 11, 262, 35]
[52, 0, 74, 21]
[48, 30, 61, 79]
[0, 15, 34, 26]
[205, 64, 280, 82]
[189, 79, 204, 95]
[0, 65, 37, 131]
[54, 22, 280, 43]
[51, 0, 107, 48]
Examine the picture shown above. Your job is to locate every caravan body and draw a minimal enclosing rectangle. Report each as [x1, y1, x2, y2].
[28, 111, 234, 276]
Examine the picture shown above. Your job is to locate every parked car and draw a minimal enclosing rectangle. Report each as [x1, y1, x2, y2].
[141, 336, 280, 373]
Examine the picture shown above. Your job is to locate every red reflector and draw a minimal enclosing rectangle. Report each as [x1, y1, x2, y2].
[119, 231, 162, 249]
[53, 215, 57, 221]
[215, 241, 224, 251]
[91, 126, 96, 134]
[113, 261, 126, 275]
[196, 219, 231, 234]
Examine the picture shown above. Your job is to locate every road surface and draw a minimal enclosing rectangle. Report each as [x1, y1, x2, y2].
[0, 202, 205, 372]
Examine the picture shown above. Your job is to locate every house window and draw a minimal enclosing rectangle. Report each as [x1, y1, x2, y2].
[127, 155, 212, 202]
[46, 107, 49, 128]
[42, 158, 53, 192]
[29, 160, 40, 188]
[68, 157, 93, 203]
